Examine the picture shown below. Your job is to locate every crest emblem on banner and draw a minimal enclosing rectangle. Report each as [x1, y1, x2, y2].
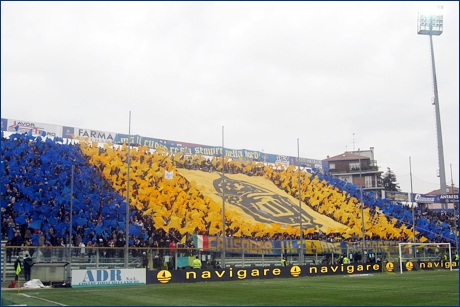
[213, 176, 322, 228]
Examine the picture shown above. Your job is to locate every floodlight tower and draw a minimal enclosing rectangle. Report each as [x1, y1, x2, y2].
[417, 6, 447, 208]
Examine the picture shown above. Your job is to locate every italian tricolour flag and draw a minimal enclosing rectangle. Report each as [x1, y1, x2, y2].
[193, 234, 209, 251]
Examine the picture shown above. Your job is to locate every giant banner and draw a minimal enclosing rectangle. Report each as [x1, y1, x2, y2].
[114, 133, 268, 162]
[193, 235, 401, 255]
[182, 170, 347, 233]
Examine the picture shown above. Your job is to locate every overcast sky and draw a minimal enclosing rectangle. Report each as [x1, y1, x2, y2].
[2, 1, 459, 194]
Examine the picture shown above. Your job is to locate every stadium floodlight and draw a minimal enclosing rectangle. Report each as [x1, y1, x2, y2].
[358, 149, 365, 262]
[418, 5, 443, 35]
[417, 5, 447, 208]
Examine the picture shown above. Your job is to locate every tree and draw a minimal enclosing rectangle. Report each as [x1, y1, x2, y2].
[382, 167, 400, 191]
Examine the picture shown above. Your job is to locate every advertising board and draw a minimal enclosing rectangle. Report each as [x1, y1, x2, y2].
[72, 268, 146, 288]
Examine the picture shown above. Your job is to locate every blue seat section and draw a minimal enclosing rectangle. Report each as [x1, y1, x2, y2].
[0, 132, 138, 246]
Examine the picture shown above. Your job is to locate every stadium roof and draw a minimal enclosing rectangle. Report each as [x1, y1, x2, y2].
[325, 152, 370, 162]
[426, 186, 458, 195]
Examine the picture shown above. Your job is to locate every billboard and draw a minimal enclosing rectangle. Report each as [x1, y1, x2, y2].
[289, 156, 323, 169]
[147, 263, 384, 284]
[437, 194, 458, 203]
[74, 128, 118, 143]
[72, 268, 146, 288]
[411, 193, 437, 204]
[2, 118, 62, 137]
[384, 191, 410, 202]
[384, 191, 458, 204]
[2, 117, 323, 168]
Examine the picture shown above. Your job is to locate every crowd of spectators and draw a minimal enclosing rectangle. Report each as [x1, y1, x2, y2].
[315, 171, 457, 244]
[1, 132, 457, 265]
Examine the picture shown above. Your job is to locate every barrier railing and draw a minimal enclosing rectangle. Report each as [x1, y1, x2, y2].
[3, 244, 428, 281]
[2, 246, 327, 281]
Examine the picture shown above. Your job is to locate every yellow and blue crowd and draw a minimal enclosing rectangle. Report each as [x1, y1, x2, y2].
[1, 132, 457, 261]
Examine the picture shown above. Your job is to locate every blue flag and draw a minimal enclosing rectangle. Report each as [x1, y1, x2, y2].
[28, 220, 42, 230]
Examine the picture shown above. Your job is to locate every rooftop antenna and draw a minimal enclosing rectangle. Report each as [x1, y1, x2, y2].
[353, 133, 355, 151]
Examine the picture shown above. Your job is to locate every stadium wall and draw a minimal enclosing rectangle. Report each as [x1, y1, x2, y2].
[65, 261, 458, 286]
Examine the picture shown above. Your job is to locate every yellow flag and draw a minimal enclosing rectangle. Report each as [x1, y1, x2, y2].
[181, 235, 187, 244]
[16, 263, 21, 275]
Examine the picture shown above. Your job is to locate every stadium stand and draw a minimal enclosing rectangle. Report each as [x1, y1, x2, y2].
[1, 131, 457, 280]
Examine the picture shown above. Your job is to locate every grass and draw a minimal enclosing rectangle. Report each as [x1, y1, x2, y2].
[1, 270, 458, 306]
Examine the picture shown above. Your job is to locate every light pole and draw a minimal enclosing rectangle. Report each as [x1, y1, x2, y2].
[124, 111, 131, 268]
[297, 138, 303, 265]
[417, 6, 447, 209]
[358, 149, 365, 262]
[409, 157, 417, 259]
[67, 164, 74, 282]
[450, 164, 458, 254]
[409, 157, 415, 243]
[221, 126, 226, 268]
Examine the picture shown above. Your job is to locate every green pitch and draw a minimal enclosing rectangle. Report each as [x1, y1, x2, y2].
[2, 270, 458, 306]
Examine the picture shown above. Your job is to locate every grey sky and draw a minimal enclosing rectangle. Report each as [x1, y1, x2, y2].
[1, 1, 458, 194]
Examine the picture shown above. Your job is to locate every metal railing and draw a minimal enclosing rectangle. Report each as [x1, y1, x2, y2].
[4, 244, 447, 281]
[2, 246, 327, 280]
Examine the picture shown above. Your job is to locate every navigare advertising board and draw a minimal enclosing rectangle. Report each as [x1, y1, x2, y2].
[72, 268, 146, 287]
[147, 263, 383, 284]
